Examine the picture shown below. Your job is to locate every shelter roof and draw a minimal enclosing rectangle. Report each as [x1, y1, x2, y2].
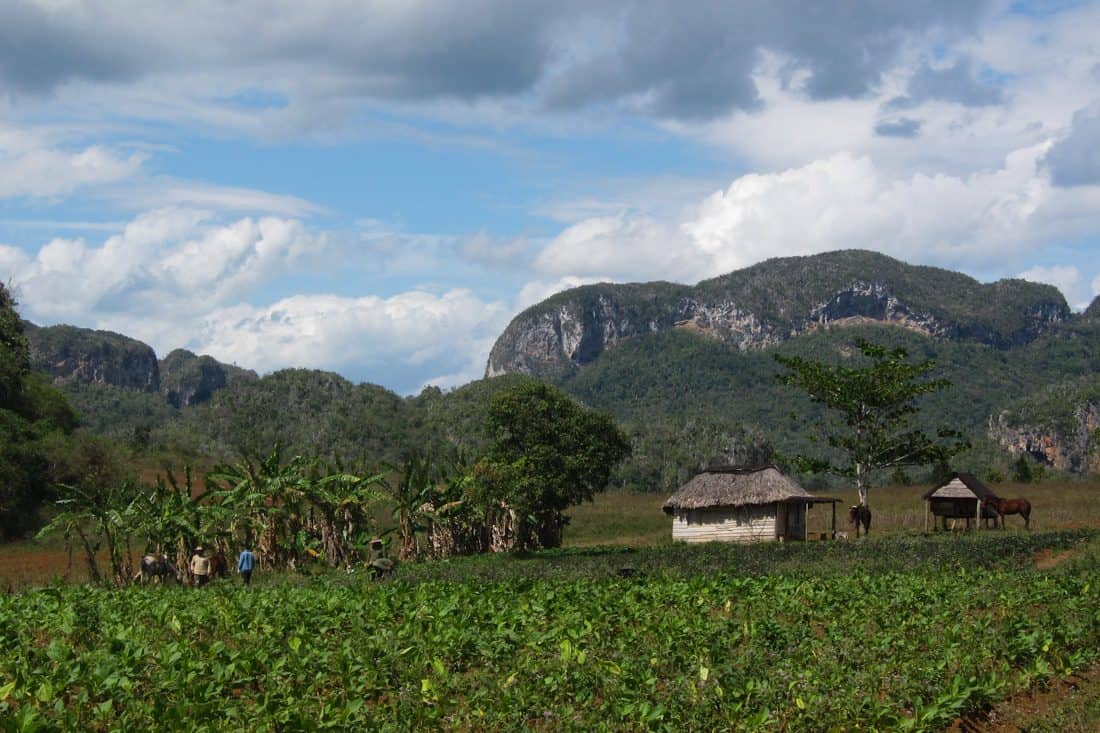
[662, 465, 832, 514]
[921, 472, 998, 501]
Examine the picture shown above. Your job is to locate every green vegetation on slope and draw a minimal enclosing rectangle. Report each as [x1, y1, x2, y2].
[558, 318, 1100, 487]
[694, 249, 1067, 341]
[153, 369, 415, 464]
[1001, 374, 1100, 436]
[26, 324, 160, 392]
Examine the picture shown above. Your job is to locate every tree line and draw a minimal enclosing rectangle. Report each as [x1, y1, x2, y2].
[35, 381, 631, 587]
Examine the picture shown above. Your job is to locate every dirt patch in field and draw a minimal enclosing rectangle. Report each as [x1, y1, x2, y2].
[947, 667, 1100, 733]
[0, 549, 77, 588]
[1033, 548, 1076, 570]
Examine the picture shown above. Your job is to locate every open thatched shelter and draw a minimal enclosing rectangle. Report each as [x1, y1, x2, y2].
[923, 472, 998, 531]
[662, 465, 839, 543]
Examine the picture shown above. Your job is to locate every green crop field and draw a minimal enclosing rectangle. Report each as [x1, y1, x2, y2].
[1, 530, 1098, 731]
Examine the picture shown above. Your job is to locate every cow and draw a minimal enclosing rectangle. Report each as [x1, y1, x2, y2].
[135, 554, 179, 585]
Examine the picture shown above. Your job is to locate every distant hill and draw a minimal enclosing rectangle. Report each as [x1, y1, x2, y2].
[25, 324, 258, 448]
[19, 250, 1100, 486]
[150, 368, 412, 463]
[159, 348, 257, 409]
[486, 250, 1069, 380]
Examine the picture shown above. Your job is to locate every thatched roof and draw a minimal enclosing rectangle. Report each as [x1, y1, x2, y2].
[922, 472, 997, 501]
[662, 465, 813, 513]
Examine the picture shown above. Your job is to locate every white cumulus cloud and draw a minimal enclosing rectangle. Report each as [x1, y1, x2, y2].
[191, 289, 510, 388]
[9, 208, 323, 326]
[3, 209, 518, 392]
[0, 125, 144, 199]
[532, 143, 1100, 285]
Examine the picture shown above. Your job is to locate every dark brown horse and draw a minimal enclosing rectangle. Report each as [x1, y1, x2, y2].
[848, 505, 872, 537]
[982, 496, 1031, 529]
[208, 551, 229, 579]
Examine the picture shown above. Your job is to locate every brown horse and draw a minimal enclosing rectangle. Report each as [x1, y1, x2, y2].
[982, 496, 1031, 529]
[208, 551, 229, 579]
[848, 505, 872, 537]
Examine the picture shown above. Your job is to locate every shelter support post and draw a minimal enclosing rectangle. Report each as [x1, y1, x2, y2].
[831, 502, 836, 539]
[975, 499, 981, 531]
[924, 500, 929, 533]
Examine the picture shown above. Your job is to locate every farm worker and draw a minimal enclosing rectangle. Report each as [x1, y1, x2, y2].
[368, 538, 394, 580]
[237, 547, 255, 586]
[190, 546, 211, 587]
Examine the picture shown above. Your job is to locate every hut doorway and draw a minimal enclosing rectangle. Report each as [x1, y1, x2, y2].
[777, 502, 807, 541]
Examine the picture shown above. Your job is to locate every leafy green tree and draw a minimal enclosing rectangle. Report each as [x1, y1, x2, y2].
[476, 382, 630, 550]
[775, 339, 968, 508]
[132, 467, 208, 581]
[1011, 453, 1047, 483]
[207, 446, 386, 569]
[0, 284, 78, 537]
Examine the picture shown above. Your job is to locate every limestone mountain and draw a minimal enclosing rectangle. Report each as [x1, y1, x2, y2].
[991, 374, 1100, 475]
[27, 324, 161, 392]
[159, 348, 257, 408]
[24, 324, 257, 445]
[486, 250, 1069, 380]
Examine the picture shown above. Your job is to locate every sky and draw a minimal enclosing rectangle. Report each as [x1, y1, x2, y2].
[2, 0, 1100, 394]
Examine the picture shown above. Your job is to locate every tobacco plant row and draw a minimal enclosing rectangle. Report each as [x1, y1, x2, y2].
[1, 532, 1097, 731]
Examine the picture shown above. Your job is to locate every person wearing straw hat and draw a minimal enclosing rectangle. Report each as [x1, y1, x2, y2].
[190, 546, 211, 587]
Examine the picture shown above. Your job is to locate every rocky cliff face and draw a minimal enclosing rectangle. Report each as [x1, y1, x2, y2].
[990, 403, 1100, 474]
[27, 324, 160, 392]
[26, 325, 253, 407]
[486, 251, 1070, 380]
[160, 349, 256, 408]
[990, 375, 1100, 474]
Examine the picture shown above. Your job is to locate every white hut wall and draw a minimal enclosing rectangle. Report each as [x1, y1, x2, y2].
[671, 504, 778, 543]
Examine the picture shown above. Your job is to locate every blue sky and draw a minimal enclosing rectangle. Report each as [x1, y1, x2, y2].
[2, 0, 1100, 393]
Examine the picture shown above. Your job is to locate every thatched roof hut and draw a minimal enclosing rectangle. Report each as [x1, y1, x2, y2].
[662, 465, 813, 512]
[663, 465, 838, 543]
[922, 472, 997, 531]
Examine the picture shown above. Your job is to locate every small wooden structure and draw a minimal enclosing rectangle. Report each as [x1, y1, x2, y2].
[923, 472, 997, 531]
[662, 465, 840, 543]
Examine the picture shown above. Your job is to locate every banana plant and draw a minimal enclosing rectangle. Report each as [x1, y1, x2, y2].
[37, 480, 141, 586]
[385, 451, 438, 561]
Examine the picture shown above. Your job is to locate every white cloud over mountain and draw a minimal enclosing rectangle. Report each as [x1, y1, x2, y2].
[3, 208, 515, 390]
[533, 143, 1100, 287]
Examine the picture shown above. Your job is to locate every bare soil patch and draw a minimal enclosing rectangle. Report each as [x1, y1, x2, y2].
[948, 666, 1100, 733]
[1033, 547, 1076, 570]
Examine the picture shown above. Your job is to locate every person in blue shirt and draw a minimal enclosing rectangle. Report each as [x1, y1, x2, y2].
[237, 547, 255, 586]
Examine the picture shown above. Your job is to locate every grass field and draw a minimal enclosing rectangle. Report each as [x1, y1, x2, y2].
[563, 480, 1100, 548]
[4, 481, 1099, 588]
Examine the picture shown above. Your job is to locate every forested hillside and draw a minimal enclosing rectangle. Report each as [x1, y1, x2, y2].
[12, 250, 1100, 498]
